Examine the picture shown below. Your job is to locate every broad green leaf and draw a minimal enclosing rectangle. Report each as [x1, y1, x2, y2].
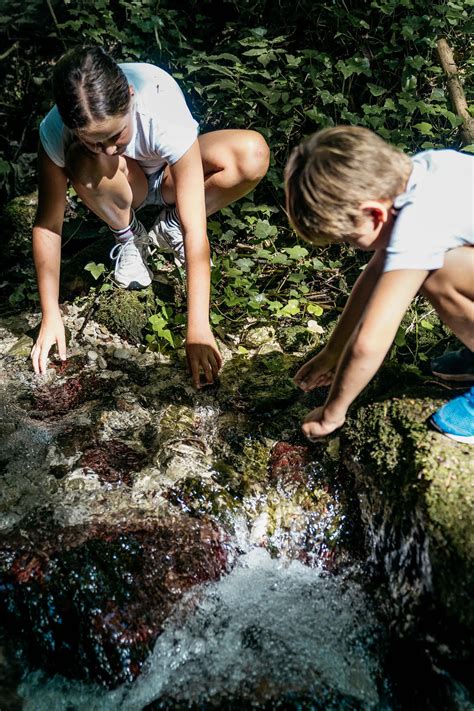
[84, 262, 106, 280]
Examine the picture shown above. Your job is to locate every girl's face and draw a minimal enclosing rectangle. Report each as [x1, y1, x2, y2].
[75, 89, 135, 157]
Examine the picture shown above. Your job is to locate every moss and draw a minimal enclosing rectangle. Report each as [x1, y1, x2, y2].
[95, 287, 156, 343]
[343, 395, 474, 630]
[2, 193, 37, 258]
[218, 351, 300, 413]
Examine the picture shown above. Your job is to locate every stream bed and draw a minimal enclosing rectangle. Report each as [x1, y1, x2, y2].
[0, 312, 472, 710]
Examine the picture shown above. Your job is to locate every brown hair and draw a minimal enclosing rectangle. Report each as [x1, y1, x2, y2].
[52, 46, 131, 130]
[285, 125, 411, 244]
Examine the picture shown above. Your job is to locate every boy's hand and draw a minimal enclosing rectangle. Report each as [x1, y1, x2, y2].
[186, 328, 222, 389]
[31, 309, 67, 375]
[294, 347, 339, 391]
[302, 405, 346, 439]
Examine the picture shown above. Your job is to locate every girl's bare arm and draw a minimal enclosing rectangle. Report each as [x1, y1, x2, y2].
[31, 145, 68, 374]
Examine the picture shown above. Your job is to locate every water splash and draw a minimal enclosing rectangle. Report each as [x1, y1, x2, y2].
[19, 549, 387, 710]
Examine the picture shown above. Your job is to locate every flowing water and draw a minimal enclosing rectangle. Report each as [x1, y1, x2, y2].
[0, 319, 472, 710]
[17, 549, 388, 710]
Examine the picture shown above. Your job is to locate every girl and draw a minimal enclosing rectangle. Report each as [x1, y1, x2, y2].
[31, 46, 270, 386]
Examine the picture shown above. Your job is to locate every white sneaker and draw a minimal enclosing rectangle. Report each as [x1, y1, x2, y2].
[148, 208, 185, 266]
[110, 221, 153, 289]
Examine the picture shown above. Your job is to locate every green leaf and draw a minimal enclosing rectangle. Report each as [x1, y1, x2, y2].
[280, 299, 300, 316]
[414, 122, 434, 136]
[307, 303, 324, 316]
[420, 319, 434, 330]
[394, 327, 406, 347]
[84, 262, 106, 280]
[283, 245, 309, 260]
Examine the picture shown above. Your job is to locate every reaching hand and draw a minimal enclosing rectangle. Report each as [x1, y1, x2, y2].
[185, 329, 222, 389]
[302, 405, 346, 440]
[31, 310, 67, 375]
[293, 347, 340, 391]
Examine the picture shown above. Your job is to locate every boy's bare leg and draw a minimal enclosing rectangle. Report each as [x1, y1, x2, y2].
[65, 142, 147, 228]
[160, 129, 270, 215]
[421, 246, 474, 350]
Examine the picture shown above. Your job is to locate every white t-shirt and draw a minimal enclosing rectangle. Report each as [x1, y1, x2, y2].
[384, 149, 474, 272]
[39, 63, 199, 174]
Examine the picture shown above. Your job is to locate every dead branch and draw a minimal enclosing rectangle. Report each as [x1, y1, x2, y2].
[436, 37, 474, 145]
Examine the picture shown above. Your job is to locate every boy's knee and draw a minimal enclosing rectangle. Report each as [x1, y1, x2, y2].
[237, 131, 270, 183]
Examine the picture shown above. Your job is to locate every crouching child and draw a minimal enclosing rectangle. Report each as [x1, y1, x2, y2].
[285, 125, 474, 443]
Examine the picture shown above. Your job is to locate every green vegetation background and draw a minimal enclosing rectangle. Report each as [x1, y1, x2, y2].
[0, 0, 472, 367]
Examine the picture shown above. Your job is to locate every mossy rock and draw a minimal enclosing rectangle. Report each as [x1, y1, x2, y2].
[2, 192, 38, 259]
[218, 351, 300, 413]
[94, 287, 157, 343]
[342, 395, 474, 632]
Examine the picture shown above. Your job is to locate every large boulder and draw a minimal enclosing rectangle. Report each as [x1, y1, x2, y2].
[341, 393, 474, 635]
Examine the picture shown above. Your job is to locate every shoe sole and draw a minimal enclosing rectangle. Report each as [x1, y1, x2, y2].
[431, 370, 474, 382]
[430, 418, 474, 444]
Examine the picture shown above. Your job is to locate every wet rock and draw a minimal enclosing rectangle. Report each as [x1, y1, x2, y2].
[6, 334, 34, 358]
[269, 441, 312, 489]
[342, 394, 474, 634]
[79, 439, 145, 487]
[0, 516, 232, 687]
[218, 351, 299, 412]
[30, 374, 104, 418]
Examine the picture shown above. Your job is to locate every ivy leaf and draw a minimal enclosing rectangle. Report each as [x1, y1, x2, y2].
[84, 262, 106, 280]
[307, 303, 324, 316]
[283, 245, 309, 260]
[414, 122, 434, 136]
[280, 299, 300, 316]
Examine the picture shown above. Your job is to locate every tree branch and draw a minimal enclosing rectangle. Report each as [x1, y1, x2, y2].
[436, 37, 474, 146]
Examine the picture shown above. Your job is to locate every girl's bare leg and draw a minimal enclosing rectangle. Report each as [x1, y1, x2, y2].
[64, 142, 148, 229]
[160, 129, 270, 215]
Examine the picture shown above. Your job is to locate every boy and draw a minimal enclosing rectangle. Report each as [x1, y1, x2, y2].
[285, 126, 474, 443]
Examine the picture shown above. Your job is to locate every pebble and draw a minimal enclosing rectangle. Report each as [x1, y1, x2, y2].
[87, 351, 98, 362]
[97, 355, 108, 370]
[113, 348, 130, 360]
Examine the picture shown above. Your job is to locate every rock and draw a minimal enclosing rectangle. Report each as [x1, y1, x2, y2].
[341, 394, 474, 634]
[7, 334, 33, 357]
[0, 516, 231, 687]
[2, 192, 37, 260]
[95, 287, 157, 343]
[87, 350, 98, 362]
[241, 325, 276, 348]
[113, 347, 130, 360]
[218, 351, 300, 413]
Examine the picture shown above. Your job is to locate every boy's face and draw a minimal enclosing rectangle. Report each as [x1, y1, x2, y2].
[347, 200, 393, 252]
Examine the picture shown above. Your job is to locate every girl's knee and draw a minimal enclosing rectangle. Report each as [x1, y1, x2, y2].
[65, 142, 117, 191]
[237, 131, 270, 183]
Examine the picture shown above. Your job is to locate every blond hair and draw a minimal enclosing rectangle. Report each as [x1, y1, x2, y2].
[285, 125, 411, 244]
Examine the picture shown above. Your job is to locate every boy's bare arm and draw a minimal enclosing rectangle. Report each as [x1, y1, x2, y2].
[170, 140, 222, 388]
[303, 268, 429, 438]
[295, 249, 386, 390]
[31, 145, 68, 374]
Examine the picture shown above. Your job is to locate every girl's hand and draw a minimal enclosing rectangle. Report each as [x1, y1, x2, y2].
[294, 347, 340, 391]
[302, 405, 346, 440]
[185, 328, 222, 389]
[31, 309, 67, 375]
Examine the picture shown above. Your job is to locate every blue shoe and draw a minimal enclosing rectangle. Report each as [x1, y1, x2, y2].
[431, 387, 474, 444]
[430, 347, 474, 382]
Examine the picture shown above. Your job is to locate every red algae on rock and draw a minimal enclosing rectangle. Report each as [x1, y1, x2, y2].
[79, 440, 144, 487]
[31, 374, 103, 417]
[269, 441, 312, 488]
[0, 517, 232, 687]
